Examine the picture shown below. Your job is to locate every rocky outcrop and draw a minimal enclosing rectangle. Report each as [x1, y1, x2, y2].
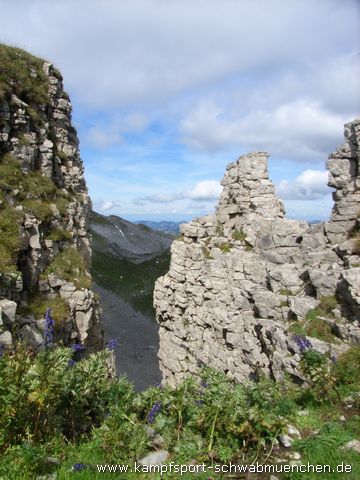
[0, 45, 102, 352]
[154, 120, 360, 386]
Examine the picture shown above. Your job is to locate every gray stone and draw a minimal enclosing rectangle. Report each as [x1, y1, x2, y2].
[21, 324, 44, 348]
[279, 434, 293, 448]
[289, 297, 319, 319]
[138, 450, 169, 466]
[0, 299, 17, 325]
[0, 330, 13, 346]
[342, 439, 360, 454]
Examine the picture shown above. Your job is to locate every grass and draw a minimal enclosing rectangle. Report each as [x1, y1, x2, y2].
[0, 207, 22, 273]
[232, 229, 247, 242]
[286, 421, 359, 479]
[0, 43, 50, 106]
[295, 296, 339, 343]
[42, 248, 91, 290]
[23, 293, 69, 326]
[21, 199, 54, 222]
[217, 241, 232, 253]
[46, 228, 72, 242]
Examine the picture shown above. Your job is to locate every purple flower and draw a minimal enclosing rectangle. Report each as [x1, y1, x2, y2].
[195, 399, 204, 406]
[0, 345, 4, 358]
[147, 401, 162, 424]
[71, 343, 85, 352]
[72, 463, 86, 471]
[293, 335, 312, 352]
[67, 359, 76, 367]
[44, 308, 54, 346]
[331, 354, 337, 363]
[106, 338, 118, 351]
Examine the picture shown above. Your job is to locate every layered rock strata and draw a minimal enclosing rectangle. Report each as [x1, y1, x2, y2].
[0, 46, 102, 351]
[154, 120, 360, 386]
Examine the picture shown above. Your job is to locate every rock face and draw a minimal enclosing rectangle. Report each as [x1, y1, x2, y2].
[0, 45, 102, 351]
[154, 120, 360, 386]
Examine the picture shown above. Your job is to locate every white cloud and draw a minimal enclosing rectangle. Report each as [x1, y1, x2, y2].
[96, 200, 124, 212]
[189, 180, 222, 201]
[134, 179, 222, 205]
[181, 99, 348, 161]
[1, 0, 359, 109]
[276, 170, 330, 200]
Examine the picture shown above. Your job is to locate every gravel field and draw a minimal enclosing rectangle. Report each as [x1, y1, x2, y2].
[93, 284, 161, 391]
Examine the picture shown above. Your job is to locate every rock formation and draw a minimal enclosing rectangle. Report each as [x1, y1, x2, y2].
[0, 45, 102, 351]
[154, 119, 360, 386]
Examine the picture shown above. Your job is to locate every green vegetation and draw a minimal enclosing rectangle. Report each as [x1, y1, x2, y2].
[22, 293, 69, 326]
[217, 241, 232, 253]
[289, 296, 339, 342]
[0, 153, 70, 272]
[0, 44, 50, 106]
[232, 229, 247, 242]
[46, 228, 72, 242]
[92, 242, 171, 317]
[0, 153, 69, 220]
[293, 296, 339, 343]
[0, 207, 22, 273]
[0, 340, 359, 479]
[43, 248, 91, 290]
[201, 246, 213, 259]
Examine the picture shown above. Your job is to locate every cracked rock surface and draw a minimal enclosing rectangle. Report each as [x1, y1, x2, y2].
[154, 120, 360, 386]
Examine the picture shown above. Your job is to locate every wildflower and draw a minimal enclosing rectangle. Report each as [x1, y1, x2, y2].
[195, 399, 204, 406]
[0, 345, 3, 358]
[147, 401, 162, 424]
[293, 335, 312, 352]
[330, 354, 337, 363]
[106, 338, 118, 351]
[44, 308, 55, 346]
[71, 343, 85, 352]
[67, 359, 76, 367]
[72, 463, 86, 471]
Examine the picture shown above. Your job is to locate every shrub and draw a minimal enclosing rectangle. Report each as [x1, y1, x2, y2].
[0, 344, 112, 448]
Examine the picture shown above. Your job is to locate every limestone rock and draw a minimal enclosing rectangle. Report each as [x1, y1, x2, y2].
[154, 119, 360, 387]
[0, 46, 103, 355]
[0, 299, 17, 325]
[138, 450, 169, 466]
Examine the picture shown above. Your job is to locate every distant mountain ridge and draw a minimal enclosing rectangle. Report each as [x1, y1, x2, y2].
[90, 211, 172, 317]
[91, 211, 173, 263]
[135, 220, 183, 235]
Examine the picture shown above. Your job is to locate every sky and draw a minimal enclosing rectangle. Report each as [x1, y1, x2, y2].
[1, 0, 360, 222]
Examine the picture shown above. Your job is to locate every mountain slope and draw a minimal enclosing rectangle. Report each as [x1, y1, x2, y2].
[90, 211, 172, 317]
[91, 211, 173, 263]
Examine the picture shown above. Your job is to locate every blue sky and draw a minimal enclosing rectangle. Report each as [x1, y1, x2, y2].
[1, 0, 360, 222]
